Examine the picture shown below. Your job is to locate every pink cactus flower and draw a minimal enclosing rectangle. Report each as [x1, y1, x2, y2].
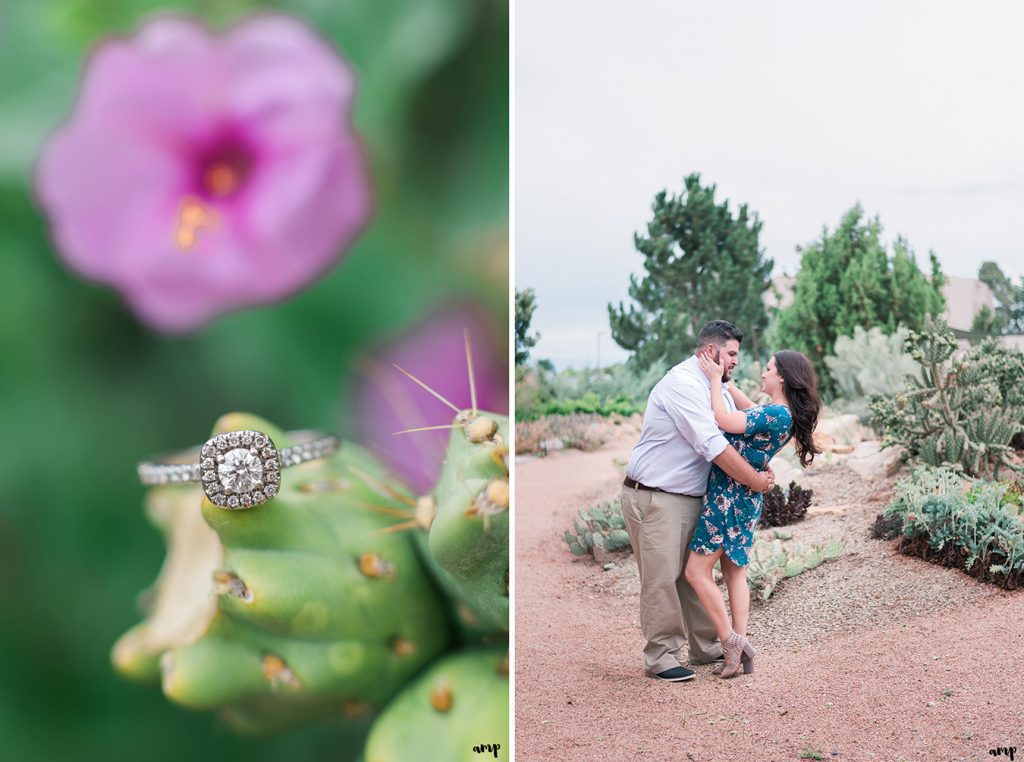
[356, 307, 508, 494]
[34, 14, 371, 332]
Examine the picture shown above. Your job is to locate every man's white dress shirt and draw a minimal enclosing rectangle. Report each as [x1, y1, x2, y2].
[625, 355, 737, 496]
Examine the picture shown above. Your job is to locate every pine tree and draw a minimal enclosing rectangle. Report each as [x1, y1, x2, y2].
[773, 205, 945, 396]
[977, 261, 1024, 334]
[515, 288, 540, 366]
[608, 174, 773, 369]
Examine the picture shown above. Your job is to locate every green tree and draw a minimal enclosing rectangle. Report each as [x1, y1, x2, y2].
[515, 288, 540, 365]
[976, 261, 1024, 334]
[608, 173, 773, 369]
[773, 205, 945, 396]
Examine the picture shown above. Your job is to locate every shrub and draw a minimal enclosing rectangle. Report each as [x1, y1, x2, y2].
[825, 326, 920, 421]
[514, 414, 613, 455]
[869, 318, 1024, 479]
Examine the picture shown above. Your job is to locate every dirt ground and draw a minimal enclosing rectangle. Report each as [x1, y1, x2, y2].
[514, 427, 1023, 762]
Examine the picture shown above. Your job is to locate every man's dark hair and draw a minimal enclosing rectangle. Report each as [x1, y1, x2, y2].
[696, 320, 743, 349]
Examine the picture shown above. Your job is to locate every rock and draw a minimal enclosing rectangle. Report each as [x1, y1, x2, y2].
[768, 453, 803, 487]
[540, 438, 565, 452]
[603, 563, 615, 571]
[815, 414, 872, 445]
[845, 440, 904, 480]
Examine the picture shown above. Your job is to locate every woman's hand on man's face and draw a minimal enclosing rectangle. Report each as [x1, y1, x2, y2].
[697, 351, 724, 381]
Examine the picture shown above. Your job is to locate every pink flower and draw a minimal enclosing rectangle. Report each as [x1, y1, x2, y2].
[356, 307, 508, 494]
[34, 14, 371, 332]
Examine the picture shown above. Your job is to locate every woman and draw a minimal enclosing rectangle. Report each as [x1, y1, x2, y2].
[684, 349, 821, 679]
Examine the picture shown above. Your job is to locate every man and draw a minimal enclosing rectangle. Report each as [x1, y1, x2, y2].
[620, 320, 774, 682]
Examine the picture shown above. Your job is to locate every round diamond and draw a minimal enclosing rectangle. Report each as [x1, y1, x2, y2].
[264, 484, 278, 498]
[241, 432, 253, 445]
[227, 496, 239, 508]
[202, 470, 216, 482]
[265, 459, 279, 471]
[254, 434, 268, 447]
[201, 444, 215, 458]
[201, 458, 214, 469]
[218, 448, 264, 494]
[262, 447, 275, 458]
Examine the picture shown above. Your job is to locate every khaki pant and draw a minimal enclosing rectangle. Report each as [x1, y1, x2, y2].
[620, 485, 722, 674]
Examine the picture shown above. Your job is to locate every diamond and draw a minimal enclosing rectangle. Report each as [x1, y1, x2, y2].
[218, 448, 264, 494]
[266, 471, 280, 484]
[254, 434, 268, 447]
[266, 459, 279, 471]
[227, 496, 239, 508]
[241, 432, 253, 445]
[264, 484, 278, 498]
[201, 444, 215, 458]
[201, 458, 214, 469]
[217, 436, 230, 451]
[228, 432, 240, 446]
[262, 447, 275, 458]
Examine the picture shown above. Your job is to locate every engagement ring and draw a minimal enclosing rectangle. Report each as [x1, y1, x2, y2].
[138, 429, 339, 509]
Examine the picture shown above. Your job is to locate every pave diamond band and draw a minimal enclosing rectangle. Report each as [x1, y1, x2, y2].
[138, 429, 339, 510]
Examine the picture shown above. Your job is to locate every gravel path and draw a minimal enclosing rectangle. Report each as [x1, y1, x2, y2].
[514, 430, 1023, 761]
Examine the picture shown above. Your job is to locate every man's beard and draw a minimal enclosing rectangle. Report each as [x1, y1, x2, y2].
[711, 348, 731, 382]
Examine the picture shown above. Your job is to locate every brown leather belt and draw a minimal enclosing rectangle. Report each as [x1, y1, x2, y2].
[623, 476, 701, 499]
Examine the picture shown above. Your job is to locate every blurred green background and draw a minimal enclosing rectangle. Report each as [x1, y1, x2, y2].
[0, 1, 508, 759]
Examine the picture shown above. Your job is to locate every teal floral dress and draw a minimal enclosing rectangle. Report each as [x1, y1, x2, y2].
[689, 404, 793, 566]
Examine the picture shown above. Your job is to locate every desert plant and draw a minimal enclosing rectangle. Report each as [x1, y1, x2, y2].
[759, 481, 813, 528]
[869, 318, 1024, 479]
[825, 325, 920, 420]
[563, 500, 631, 563]
[114, 408, 509, 737]
[745, 534, 844, 600]
[876, 466, 1024, 589]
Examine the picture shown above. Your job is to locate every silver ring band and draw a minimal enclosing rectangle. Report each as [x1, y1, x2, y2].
[138, 429, 339, 509]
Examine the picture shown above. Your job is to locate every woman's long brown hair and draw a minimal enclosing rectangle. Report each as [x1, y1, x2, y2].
[774, 350, 822, 467]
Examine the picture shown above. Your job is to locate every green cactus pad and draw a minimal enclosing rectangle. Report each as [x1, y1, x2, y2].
[425, 411, 509, 631]
[113, 413, 451, 731]
[364, 647, 509, 762]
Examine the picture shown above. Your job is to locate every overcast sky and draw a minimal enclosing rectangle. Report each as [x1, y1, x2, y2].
[515, 0, 1024, 369]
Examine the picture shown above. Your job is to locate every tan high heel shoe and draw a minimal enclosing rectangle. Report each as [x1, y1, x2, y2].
[717, 632, 756, 679]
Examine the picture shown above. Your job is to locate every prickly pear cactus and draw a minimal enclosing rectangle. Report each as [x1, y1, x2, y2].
[113, 413, 451, 732]
[745, 534, 843, 601]
[418, 409, 510, 633]
[563, 500, 631, 563]
[364, 647, 509, 762]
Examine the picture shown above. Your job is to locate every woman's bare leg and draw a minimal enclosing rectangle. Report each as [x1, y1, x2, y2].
[719, 553, 750, 636]
[683, 548, 732, 643]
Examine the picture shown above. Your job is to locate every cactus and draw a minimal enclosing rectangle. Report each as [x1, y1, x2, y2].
[869, 318, 1024, 479]
[746, 536, 844, 600]
[414, 408, 510, 633]
[112, 413, 452, 732]
[563, 500, 631, 563]
[759, 481, 813, 528]
[364, 647, 509, 762]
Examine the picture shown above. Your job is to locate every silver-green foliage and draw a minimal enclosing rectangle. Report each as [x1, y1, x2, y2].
[825, 326, 920, 412]
[880, 466, 1024, 589]
[563, 500, 631, 563]
[869, 317, 1024, 479]
[746, 532, 843, 601]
